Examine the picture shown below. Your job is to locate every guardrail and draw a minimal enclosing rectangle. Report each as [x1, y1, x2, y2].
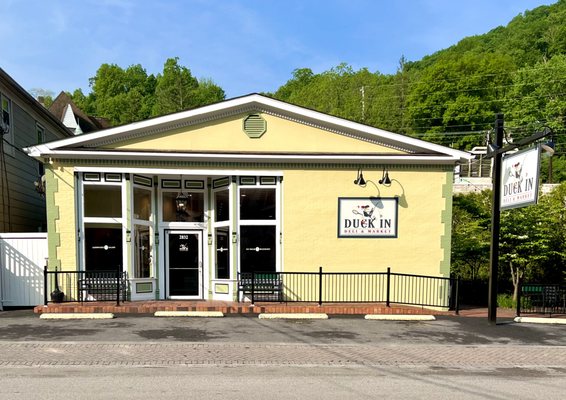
[44, 266, 127, 306]
[238, 267, 459, 311]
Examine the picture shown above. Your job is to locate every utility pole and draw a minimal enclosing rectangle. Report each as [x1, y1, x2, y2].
[488, 113, 504, 325]
[360, 86, 365, 122]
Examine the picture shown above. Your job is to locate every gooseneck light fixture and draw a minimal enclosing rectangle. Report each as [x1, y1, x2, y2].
[353, 168, 366, 186]
[379, 168, 392, 186]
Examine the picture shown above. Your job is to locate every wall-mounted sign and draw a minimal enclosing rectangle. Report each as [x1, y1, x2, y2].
[500, 146, 540, 210]
[338, 197, 398, 238]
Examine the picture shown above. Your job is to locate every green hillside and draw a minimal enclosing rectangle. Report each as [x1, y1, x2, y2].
[270, 1, 566, 181]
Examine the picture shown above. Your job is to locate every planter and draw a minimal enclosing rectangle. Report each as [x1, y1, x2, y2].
[50, 289, 64, 303]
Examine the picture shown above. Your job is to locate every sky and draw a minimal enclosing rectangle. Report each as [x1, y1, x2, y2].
[0, 0, 557, 99]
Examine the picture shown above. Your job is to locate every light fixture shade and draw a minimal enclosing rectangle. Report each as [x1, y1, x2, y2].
[354, 168, 366, 186]
[379, 168, 392, 186]
[541, 141, 555, 157]
[487, 143, 499, 155]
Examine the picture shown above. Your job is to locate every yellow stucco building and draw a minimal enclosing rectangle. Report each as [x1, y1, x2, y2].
[25, 94, 471, 304]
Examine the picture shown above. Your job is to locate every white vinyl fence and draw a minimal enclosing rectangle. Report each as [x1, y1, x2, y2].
[0, 233, 47, 309]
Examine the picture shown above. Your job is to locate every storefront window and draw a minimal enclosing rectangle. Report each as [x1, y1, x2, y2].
[134, 225, 151, 278]
[84, 223, 122, 272]
[84, 185, 122, 217]
[240, 226, 275, 273]
[240, 188, 275, 220]
[215, 227, 230, 279]
[134, 187, 151, 220]
[162, 192, 204, 222]
[215, 189, 230, 222]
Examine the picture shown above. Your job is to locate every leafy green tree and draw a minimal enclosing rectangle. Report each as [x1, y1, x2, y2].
[451, 191, 491, 280]
[152, 58, 224, 116]
[152, 57, 199, 116]
[406, 53, 516, 149]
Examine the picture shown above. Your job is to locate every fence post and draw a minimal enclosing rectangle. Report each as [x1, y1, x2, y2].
[386, 267, 391, 307]
[251, 272, 255, 305]
[116, 265, 121, 306]
[515, 276, 521, 317]
[455, 277, 460, 315]
[43, 265, 48, 306]
[318, 266, 323, 306]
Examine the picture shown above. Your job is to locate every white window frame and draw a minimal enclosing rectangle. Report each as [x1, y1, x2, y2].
[79, 173, 127, 272]
[237, 177, 281, 274]
[212, 180, 232, 280]
[1, 93, 14, 157]
[131, 181, 154, 279]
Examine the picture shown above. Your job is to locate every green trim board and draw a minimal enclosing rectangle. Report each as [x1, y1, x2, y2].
[439, 170, 454, 276]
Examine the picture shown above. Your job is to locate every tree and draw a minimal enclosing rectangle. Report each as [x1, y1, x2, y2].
[152, 57, 199, 116]
[451, 191, 491, 280]
[499, 183, 566, 299]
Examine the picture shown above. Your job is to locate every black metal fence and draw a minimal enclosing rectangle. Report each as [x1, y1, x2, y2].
[517, 283, 566, 317]
[44, 266, 128, 306]
[238, 267, 460, 311]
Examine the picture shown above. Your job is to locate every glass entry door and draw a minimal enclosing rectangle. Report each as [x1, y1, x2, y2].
[166, 230, 202, 298]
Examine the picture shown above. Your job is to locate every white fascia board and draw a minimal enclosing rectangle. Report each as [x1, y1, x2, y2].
[28, 94, 473, 162]
[33, 149, 460, 165]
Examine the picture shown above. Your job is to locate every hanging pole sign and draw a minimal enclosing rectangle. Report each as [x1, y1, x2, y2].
[500, 145, 540, 210]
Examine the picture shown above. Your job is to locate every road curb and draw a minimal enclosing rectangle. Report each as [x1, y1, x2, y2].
[514, 316, 566, 325]
[364, 314, 436, 321]
[258, 313, 329, 320]
[39, 313, 115, 320]
[154, 311, 224, 318]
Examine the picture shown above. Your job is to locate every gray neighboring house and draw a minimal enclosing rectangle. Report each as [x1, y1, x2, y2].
[0, 68, 73, 232]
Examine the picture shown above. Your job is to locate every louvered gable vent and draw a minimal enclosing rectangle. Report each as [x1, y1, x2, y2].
[242, 114, 267, 138]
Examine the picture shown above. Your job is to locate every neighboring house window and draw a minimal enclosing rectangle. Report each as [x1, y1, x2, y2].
[1, 93, 14, 156]
[36, 123, 45, 176]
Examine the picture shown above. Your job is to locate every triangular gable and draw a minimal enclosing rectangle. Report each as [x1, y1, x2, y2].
[25, 94, 472, 164]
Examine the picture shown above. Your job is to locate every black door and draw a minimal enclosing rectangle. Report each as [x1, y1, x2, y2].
[166, 231, 202, 297]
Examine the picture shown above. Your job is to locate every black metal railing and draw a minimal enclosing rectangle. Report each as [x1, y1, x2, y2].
[44, 266, 128, 306]
[238, 267, 460, 311]
[517, 283, 566, 317]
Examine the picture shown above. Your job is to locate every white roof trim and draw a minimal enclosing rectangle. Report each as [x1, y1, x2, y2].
[24, 148, 461, 165]
[25, 94, 473, 162]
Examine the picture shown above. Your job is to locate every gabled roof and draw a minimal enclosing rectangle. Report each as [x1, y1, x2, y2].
[25, 94, 472, 164]
[48, 92, 111, 133]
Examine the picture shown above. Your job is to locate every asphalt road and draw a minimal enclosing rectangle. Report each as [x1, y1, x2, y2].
[0, 310, 565, 399]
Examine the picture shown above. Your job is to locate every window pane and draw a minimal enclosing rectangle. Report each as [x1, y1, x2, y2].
[84, 223, 122, 272]
[162, 192, 204, 222]
[215, 189, 229, 222]
[134, 225, 151, 278]
[84, 185, 122, 217]
[134, 187, 151, 220]
[240, 226, 275, 273]
[215, 227, 230, 279]
[240, 189, 275, 220]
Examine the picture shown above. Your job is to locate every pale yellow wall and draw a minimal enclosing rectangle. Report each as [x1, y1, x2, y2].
[109, 113, 404, 154]
[282, 167, 449, 277]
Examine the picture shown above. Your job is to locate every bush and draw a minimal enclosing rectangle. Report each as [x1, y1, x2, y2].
[497, 293, 515, 309]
